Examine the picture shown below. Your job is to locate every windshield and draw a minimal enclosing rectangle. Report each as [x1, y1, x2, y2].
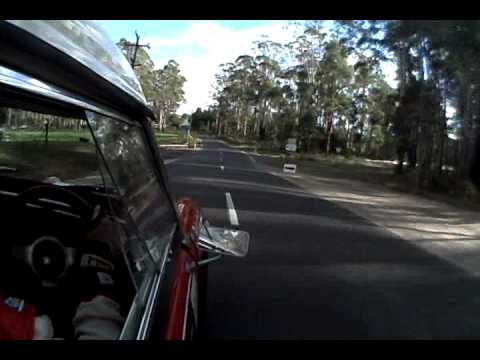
[86, 111, 177, 281]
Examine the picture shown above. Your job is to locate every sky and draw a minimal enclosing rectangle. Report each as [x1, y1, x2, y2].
[98, 20, 398, 114]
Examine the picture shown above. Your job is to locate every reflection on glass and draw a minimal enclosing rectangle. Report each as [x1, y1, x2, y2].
[87, 112, 176, 286]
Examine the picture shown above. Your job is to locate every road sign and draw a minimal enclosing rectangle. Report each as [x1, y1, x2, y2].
[180, 119, 191, 129]
[283, 163, 297, 174]
[285, 143, 297, 152]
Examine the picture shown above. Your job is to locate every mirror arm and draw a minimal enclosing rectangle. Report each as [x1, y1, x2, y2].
[197, 254, 222, 267]
[202, 219, 214, 240]
[186, 254, 222, 273]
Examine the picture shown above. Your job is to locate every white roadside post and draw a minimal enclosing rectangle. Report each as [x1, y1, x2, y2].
[283, 137, 297, 174]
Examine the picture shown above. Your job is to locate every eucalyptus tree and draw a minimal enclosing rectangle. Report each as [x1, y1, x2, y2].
[153, 60, 186, 131]
[117, 38, 158, 101]
[118, 39, 186, 131]
[315, 39, 353, 153]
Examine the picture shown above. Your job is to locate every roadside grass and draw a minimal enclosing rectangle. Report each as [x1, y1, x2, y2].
[0, 142, 98, 181]
[155, 129, 202, 148]
[219, 135, 280, 155]
[155, 130, 186, 145]
[2, 130, 93, 142]
[2, 128, 197, 146]
[260, 153, 480, 211]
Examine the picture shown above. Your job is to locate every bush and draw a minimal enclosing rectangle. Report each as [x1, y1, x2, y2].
[464, 180, 480, 199]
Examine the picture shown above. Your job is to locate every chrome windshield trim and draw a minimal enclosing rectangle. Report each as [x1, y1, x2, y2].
[135, 240, 172, 340]
[0, 64, 132, 124]
[181, 273, 193, 340]
[136, 272, 161, 340]
[118, 271, 155, 340]
[38, 198, 72, 208]
[119, 240, 172, 340]
[5, 20, 147, 106]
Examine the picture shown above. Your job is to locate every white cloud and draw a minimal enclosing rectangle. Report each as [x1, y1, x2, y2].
[146, 37, 178, 47]
[144, 21, 296, 114]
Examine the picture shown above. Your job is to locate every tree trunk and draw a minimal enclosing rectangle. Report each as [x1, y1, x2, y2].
[243, 113, 248, 137]
[7, 108, 12, 128]
[437, 118, 447, 176]
[396, 148, 406, 174]
[345, 124, 351, 153]
[235, 103, 241, 133]
[459, 77, 474, 179]
[407, 117, 418, 170]
[356, 118, 364, 156]
[436, 83, 448, 176]
[215, 111, 220, 136]
[325, 112, 334, 154]
[398, 45, 408, 97]
[365, 122, 374, 156]
[470, 125, 480, 187]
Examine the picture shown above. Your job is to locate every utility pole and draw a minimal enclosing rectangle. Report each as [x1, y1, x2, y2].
[123, 31, 150, 69]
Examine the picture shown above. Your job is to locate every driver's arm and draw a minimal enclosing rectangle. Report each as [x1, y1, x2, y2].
[33, 296, 124, 340]
[72, 295, 124, 340]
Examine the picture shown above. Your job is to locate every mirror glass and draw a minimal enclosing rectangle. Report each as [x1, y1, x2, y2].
[199, 225, 249, 257]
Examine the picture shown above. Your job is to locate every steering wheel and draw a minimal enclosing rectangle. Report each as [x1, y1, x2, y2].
[9, 185, 97, 289]
[0, 184, 109, 338]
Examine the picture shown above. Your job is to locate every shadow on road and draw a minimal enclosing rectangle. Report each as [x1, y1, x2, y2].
[168, 161, 480, 339]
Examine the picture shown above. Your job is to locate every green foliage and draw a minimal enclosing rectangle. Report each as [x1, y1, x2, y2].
[167, 114, 182, 128]
[191, 108, 216, 131]
[209, 21, 480, 192]
[117, 40, 186, 129]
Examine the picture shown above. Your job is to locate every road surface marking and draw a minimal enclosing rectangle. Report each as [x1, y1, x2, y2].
[164, 158, 179, 165]
[220, 165, 224, 171]
[0, 190, 18, 197]
[241, 151, 257, 167]
[225, 192, 239, 226]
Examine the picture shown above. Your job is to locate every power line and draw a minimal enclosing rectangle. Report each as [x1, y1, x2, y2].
[123, 31, 150, 69]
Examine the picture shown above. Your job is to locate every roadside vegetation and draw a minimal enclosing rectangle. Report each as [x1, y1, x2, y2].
[0, 141, 97, 180]
[188, 21, 480, 206]
[155, 129, 184, 144]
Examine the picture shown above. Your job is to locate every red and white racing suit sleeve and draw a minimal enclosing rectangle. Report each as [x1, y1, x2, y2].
[33, 296, 124, 340]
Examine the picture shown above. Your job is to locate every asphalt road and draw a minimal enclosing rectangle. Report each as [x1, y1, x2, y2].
[164, 138, 480, 339]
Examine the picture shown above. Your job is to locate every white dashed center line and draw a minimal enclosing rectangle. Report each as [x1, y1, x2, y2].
[225, 192, 239, 227]
[220, 165, 224, 171]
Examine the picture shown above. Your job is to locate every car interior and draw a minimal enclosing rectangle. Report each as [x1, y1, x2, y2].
[0, 87, 138, 339]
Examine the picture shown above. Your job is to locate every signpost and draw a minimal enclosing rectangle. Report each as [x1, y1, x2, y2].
[283, 137, 297, 174]
[180, 119, 191, 138]
[180, 119, 193, 148]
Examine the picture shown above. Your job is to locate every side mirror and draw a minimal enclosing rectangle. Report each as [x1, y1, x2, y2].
[198, 222, 250, 257]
